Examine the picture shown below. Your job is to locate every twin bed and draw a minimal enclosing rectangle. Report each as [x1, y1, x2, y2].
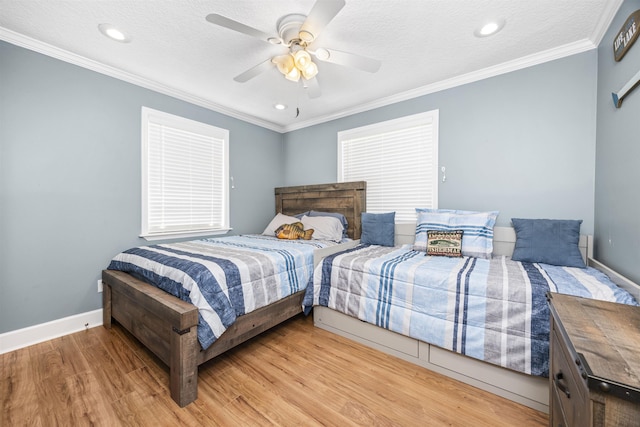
[103, 181, 640, 412]
[306, 222, 640, 412]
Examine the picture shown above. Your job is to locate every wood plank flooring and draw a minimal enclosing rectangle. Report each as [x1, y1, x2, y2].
[2, 314, 548, 426]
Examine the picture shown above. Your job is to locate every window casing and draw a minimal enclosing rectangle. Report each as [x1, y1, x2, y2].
[338, 110, 439, 222]
[141, 107, 229, 240]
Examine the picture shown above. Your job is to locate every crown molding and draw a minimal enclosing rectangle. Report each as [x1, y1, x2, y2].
[2, 26, 600, 134]
[282, 38, 597, 132]
[590, 0, 624, 46]
[0, 27, 283, 133]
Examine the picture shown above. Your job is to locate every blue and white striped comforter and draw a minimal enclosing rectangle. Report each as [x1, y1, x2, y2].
[303, 244, 639, 377]
[108, 235, 338, 350]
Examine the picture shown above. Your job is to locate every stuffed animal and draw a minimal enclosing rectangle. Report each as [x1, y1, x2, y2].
[275, 222, 314, 240]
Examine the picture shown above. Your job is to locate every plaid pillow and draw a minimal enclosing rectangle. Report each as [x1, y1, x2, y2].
[414, 209, 498, 259]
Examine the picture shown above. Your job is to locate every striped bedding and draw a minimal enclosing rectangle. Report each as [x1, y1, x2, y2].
[303, 244, 639, 377]
[108, 235, 340, 350]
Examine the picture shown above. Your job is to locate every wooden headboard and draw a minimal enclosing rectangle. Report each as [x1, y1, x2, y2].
[275, 181, 366, 239]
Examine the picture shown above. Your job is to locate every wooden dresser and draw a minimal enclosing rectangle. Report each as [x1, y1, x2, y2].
[548, 293, 640, 426]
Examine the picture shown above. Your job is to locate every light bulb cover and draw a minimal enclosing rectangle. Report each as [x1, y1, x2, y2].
[285, 67, 300, 82]
[272, 54, 295, 75]
[301, 61, 318, 80]
[274, 48, 319, 82]
[294, 50, 312, 69]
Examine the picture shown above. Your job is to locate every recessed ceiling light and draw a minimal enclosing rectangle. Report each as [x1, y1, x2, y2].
[98, 23, 131, 43]
[474, 19, 505, 37]
[274, 103, 287, 110]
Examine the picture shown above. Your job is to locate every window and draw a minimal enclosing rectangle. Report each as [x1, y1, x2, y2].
[141, 107, 229, 240]
[338, 110, 439, 222]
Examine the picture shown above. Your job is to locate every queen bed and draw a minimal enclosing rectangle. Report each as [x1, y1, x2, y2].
[102, 181, 366, 407]
[304, 213, 640, 413]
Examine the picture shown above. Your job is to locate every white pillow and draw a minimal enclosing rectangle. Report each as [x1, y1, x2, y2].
[262, 213, 300, 236]
[300, 215, 344, 241]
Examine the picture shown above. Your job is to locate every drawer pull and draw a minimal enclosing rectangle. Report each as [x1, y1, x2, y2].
[554, 372, 571, 398]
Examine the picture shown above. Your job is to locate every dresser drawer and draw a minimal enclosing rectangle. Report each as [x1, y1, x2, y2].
[550, 385, 568, 427]
[550, 329, 588, 427]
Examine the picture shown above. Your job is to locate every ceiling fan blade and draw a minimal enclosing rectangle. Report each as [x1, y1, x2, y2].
[233, 59, 274, 83]
[299, 0, 346, 41]
[314, 48, 381, 73]
[304, 77, 322, 99]
[206, 13, 277, 43]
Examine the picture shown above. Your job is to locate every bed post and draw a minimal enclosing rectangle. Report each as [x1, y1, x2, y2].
[102, 282, 112, 329]
[170, 325, 199, 407]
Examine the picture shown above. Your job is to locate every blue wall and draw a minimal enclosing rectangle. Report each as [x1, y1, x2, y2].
[594, 0, 640, 284]
[284, 52, 598, 232]
[0, 41, 284, 333]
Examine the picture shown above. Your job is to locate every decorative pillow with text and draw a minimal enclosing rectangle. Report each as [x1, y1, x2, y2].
[426, 230, 464, 257]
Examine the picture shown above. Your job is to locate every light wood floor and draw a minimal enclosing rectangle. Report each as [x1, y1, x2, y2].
[2, 314, 548, 426]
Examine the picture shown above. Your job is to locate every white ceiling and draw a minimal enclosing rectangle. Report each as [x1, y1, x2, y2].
[0, 1, 622, 133]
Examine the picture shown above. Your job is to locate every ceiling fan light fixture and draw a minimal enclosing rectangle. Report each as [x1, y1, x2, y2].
[285, 66, 301, 82]
[293, 50, 312, 69]
[301, 61, 318, 80]
[273, 54, 295, 74]
[273, 49, 318, 82]
[207, 2, 379, 89]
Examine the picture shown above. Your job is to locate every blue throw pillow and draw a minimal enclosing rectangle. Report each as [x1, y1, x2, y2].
[361, 212, 395, 246]
[511, 218, 585, 268]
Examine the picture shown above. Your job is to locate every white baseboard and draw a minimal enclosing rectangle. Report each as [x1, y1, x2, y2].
[0, 309, 103, 354]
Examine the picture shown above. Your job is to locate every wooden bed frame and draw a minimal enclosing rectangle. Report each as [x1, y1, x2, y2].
[102, 181, 366, 407]
[313, 223, 640, 414]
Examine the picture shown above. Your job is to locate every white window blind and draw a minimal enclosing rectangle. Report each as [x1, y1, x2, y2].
[338, 110, 439, 222]
[141, 107, 229, 239]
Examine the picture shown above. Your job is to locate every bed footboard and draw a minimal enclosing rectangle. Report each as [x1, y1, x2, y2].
[102, 270, 199, 407]
[102, 270, 306, 407]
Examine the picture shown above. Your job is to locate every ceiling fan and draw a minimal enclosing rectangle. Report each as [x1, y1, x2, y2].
[205, 0, 381, 98]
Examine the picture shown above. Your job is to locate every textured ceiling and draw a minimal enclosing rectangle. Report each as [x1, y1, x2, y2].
[0, 0, 622, 132]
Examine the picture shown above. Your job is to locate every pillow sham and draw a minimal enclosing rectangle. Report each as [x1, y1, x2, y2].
[511, 218, 585, 268]
[361, 212, 395, 246]
[262, 213, 300, 236]
[414, 208, 498, 259]
[426, 230, 464, 257]
[308, 211, 349, 238]
[300, 215, 344, 241]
